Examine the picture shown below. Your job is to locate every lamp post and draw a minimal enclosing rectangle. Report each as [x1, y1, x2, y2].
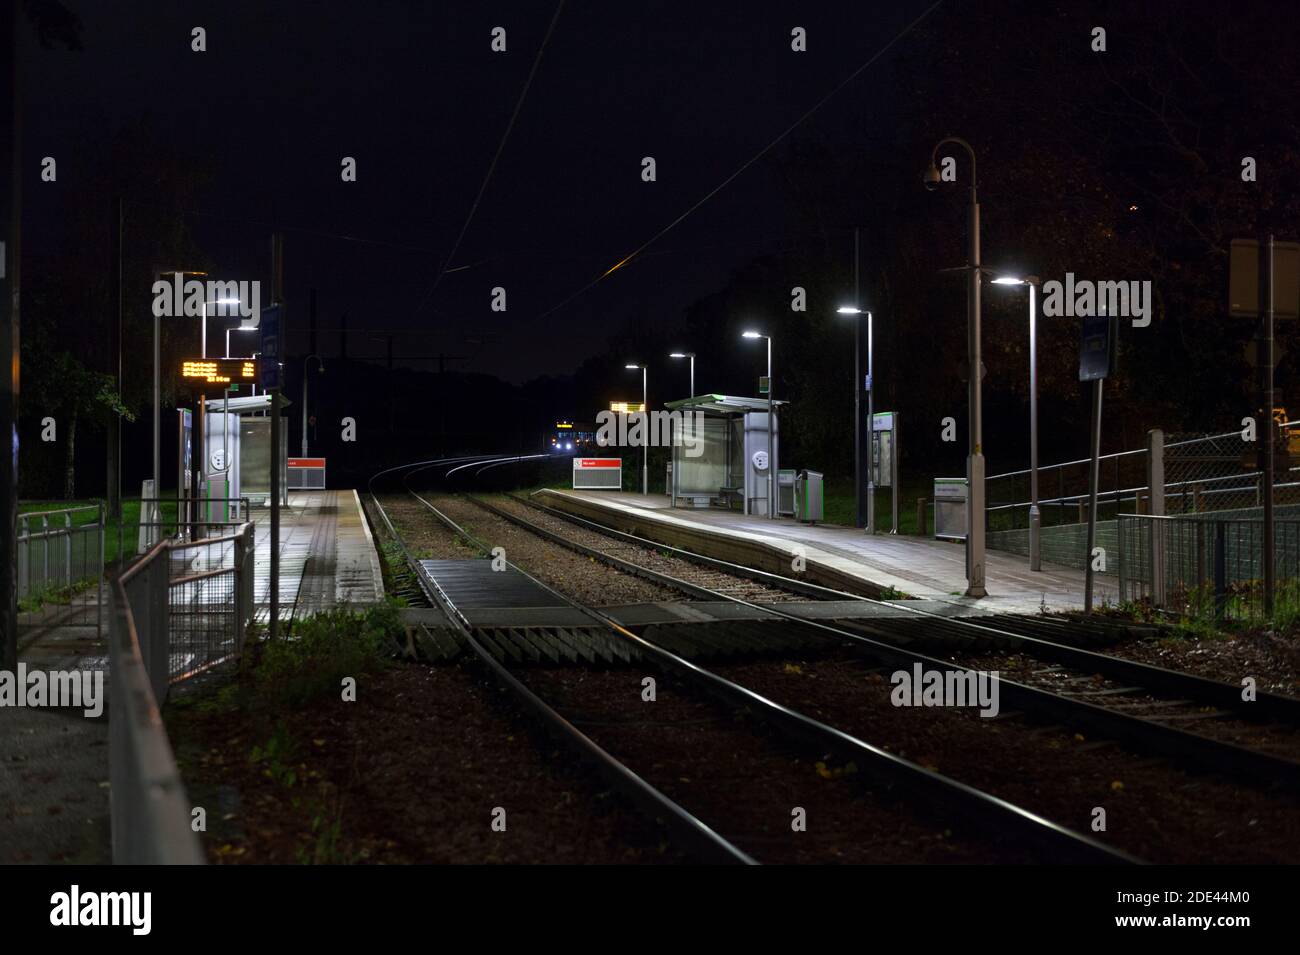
[302, 354, 325, 457]
[837, 306, 874, 531]
[743, 331, 775, 518]
[199, 297, 239, 359]
[625, 363, 648, 495]
[668, 351, 695, 397]
[924, 136, 986, 597]
[154, 270, 206, 521]
[992, 274, 1042, 571]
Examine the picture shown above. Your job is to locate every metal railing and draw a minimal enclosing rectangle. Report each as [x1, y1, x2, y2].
[119, 496, 252, 564]
[109, 541, 203, 865]
[986, 447, 1149, 532]
[108, 521, 256, 864]
[16, 503, 105, 633]
[166, 525, 256, 682]
[1118, 513, 1300, 623]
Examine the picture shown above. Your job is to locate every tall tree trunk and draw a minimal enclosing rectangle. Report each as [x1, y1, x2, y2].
[63, 408, 77, 499]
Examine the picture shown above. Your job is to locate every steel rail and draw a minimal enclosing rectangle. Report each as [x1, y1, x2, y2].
[515, 492, 1300, 725]
[426, 491, 1136, 863]
[366, 474, 756, 864]
[481, 493, 1300, 791]
[512, 492, 870, 601]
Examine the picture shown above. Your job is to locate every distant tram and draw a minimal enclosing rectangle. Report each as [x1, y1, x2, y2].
[547, 420, 597, 453]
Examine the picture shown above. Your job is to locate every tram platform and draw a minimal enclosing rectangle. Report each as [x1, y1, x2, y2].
[249, 489, 386, 622]
[535, 489, 1117, 615]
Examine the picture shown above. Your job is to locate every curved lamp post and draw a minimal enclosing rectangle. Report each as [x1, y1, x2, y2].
[992, 274, 1042, 571]
[837, 306, 873, 531]
[668, 351, 695, 397]
[625, 363, 648, 495]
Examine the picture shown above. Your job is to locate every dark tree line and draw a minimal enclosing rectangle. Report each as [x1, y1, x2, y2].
[21, 121, 213, 497]
[571, 0, 1300, 486]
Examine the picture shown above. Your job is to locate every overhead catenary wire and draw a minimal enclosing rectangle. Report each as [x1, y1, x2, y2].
[140, 195, 873, 278]
[534, 0, 947, 322]
[411, 0, 567, 319]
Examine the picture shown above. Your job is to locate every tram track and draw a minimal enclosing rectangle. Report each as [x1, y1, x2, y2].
[376, 471, 1134, 864]
[366, 470, 750, 863]
[416, 487, 1300, 861]
[480, 490, 1300, 789]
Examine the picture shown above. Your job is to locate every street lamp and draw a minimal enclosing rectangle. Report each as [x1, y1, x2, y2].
[924, 136, 986, 598]
[992, 274, 1042, 571]
[668, 352, 695, 397]
[837, 306, 874, 531]
[200, 297, 242, 359]
[302, 354, 326, 457]
[742, 330, 776, 519]
[624, 363, 648, 495]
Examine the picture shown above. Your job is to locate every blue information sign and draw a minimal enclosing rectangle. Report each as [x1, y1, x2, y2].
[1079, 313, 1118, 382]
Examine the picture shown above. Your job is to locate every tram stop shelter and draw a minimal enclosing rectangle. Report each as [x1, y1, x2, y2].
[664, 394, 785, 516]
[201, 392, 289, 512]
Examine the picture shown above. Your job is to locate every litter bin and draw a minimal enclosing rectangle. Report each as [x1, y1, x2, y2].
[777, 469, 797, 517]
[795, 470, 823, 523]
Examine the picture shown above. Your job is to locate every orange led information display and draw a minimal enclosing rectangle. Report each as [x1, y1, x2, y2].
[181, 359, 258, 385]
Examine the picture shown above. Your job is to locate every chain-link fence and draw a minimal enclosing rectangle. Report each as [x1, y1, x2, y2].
[16, 503, 104, 634]
[986, 423, 1299, 573]
[1163, 425, 1300, 515]
[1118, 514, 1300, 623]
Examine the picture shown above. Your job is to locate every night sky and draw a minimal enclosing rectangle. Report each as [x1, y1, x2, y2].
[22, 0, 933, 383]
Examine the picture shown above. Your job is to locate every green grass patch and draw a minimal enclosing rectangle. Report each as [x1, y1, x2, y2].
[21, 496, 184, 568]
[822, 475, 935, 535]
[1095, 580, 1300, 641]
[166, 602, 406, 865]
[17, 576, 97, 614]
[169, 601, 405, 718]
[256, 602, 404, 708]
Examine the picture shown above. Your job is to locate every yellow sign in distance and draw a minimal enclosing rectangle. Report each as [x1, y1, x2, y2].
[181, 359, 258, 385]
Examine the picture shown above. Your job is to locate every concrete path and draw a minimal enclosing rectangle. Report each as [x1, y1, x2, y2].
[3, 589, 110, 864]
